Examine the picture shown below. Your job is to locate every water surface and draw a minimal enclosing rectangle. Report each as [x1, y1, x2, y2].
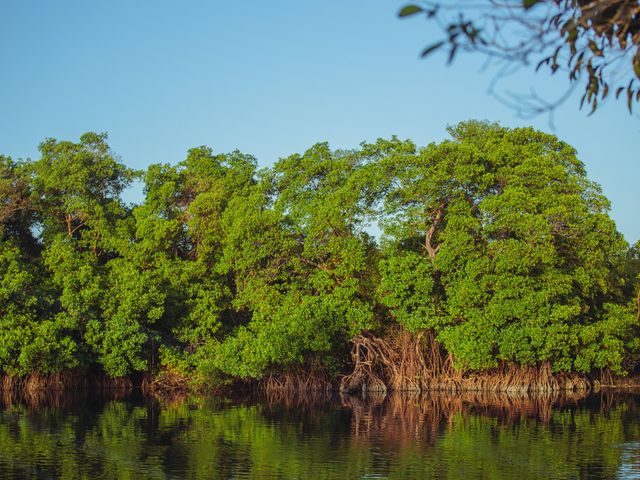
[1, 391, 640, 479]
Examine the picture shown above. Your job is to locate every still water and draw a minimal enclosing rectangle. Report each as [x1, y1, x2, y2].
[1, 391, 640, 479]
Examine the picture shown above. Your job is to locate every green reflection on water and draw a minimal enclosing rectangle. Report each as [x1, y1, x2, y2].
[0, 393, 639, 479]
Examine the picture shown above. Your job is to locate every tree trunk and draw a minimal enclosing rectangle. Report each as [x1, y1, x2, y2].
[425, 204, 445, 261]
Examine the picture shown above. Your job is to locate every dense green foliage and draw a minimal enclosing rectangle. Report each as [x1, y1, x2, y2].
[377, 122, 638, 373]
[0, 122, 638, 383]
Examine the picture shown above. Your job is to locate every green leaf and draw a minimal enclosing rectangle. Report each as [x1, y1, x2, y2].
[399, 5, 423, 17]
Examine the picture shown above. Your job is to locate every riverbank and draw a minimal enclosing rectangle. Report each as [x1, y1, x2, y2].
[2, 367, 639, 402]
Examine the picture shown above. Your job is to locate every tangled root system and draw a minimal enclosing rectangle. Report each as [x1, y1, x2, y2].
[340, 330, 459, 394]
[340, 330, 591, 394]
[1, 371, 133, 395]
[142, 370, 190, 397]
[261, 363, 332, 395]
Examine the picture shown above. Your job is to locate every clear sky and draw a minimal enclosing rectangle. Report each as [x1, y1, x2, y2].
[1, 0, 638, 242]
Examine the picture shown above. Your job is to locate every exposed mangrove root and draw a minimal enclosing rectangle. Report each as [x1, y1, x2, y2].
[260, 364, 333, 396]
[141, 371, 190, 397]
[340, 330, 591, 394]
[0, 374, 133, 410]
[0, 371, 134, 398]
[340, 330, 461, 394]
[2, 371, 87, 393]
[592, 369, 640, 390]
[456, 362, 590, 394]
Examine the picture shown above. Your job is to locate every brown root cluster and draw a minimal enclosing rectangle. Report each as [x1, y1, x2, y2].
[592, 369, 640, 390]
[2, 371, 88, 393]
[1, 371, 133, 396]
[340, 330, 591, 395]
[340, 330, 459, 394]
[0, 372, 133, 410]
[142, 370, 190, 397]
[254, 364, 333, 409]
[260, 364, 332, 395]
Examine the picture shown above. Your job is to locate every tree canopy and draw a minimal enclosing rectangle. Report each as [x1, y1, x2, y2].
[0, 123, 637, 385]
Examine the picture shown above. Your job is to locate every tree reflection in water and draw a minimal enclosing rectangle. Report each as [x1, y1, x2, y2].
[0, 389, 639, 479]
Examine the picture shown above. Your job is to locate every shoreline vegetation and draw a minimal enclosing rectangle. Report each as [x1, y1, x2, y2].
[1, 121, 639, 398]
[2, 339, 640, 402]
[0, 369, 638, 424]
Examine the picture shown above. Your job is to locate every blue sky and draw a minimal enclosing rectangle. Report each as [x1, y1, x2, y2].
[1, 0, 638, 242]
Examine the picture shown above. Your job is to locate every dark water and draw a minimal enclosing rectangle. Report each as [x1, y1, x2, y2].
[1, 391, 640, 479]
